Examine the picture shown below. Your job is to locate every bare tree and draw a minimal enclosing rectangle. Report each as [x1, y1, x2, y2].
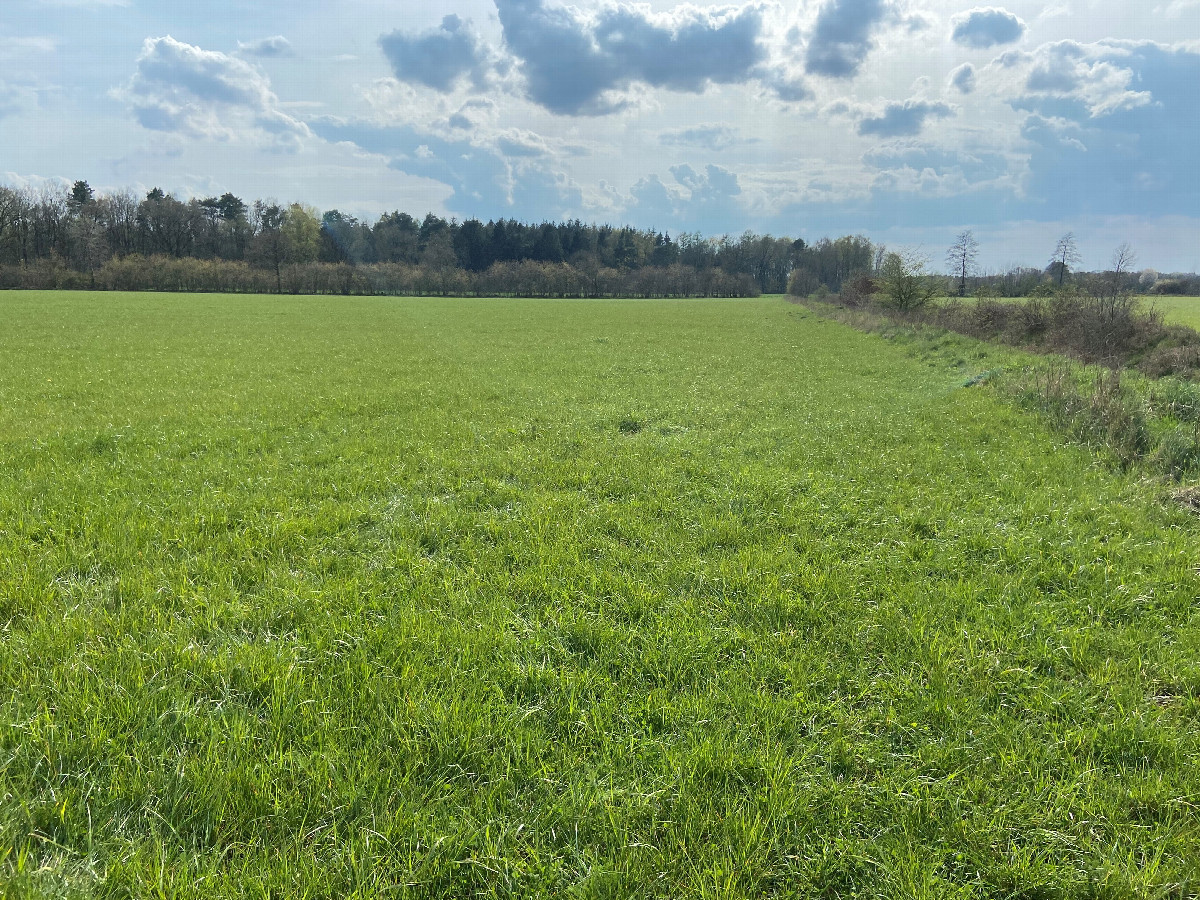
[0, 186, 21, 263]
[1050, 232, 1080, 285]
[68, 210, 109, 287]
[1104, 242, 1138, 303]
[1111, 242, 1137, 278]
[96, 189, 140, 258]
[945, 229, 979, 297]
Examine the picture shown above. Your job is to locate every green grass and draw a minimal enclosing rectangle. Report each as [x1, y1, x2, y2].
[1150, 296, 1200, 330]
[1, 291, 1198, 898]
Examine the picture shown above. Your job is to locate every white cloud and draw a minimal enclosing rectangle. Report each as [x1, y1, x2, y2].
[0, 171, 70, 192]
[114, 36, 311, 150]
[950, 8, 1026, 49]
[237, 36, 294, 58]
[990, 40, 1154, 117]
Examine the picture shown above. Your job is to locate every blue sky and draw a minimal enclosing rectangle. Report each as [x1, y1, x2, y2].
[3, 0, 1199, 272]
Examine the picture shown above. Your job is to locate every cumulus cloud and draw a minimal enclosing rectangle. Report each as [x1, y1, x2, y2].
[951, 8, 1026, 49]
[237, 35, 293, 58]
[671, 163, 741, 200]
[805, 0, 892, 79]
[949, 63, 976, 93]
[1005, 40, 1154, 116]
[379, 15, 495, 92]
[1019, 113, 1085, 151]
[0, 172, 70, 192]
[629, 175, 676, 217]
[496, 128, 550, 156]
[858, 99, 954, 137]
[115, 36, 311, 149]
[494, 0, 768, 115]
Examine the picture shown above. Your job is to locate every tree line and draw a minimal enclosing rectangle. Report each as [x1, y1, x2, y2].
[1, 181, 1192, 298]
[0, 180, 868, 297]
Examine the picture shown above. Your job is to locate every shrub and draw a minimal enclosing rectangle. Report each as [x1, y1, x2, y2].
[878, 250, 942, 312]
[839, 275, 877, 308]
[787, 268, 819, 297]
[1141, 343, 1200, 378]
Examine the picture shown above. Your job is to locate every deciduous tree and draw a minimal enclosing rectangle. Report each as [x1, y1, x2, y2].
[945, 229, 979, 297]
[1050, 232, 1081, 286]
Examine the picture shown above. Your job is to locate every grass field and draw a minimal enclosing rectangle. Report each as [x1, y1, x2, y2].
[1, 291, 1198, 898]
[1150, 296, 1200, 330]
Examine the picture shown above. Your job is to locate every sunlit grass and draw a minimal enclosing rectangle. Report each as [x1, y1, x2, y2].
[1, 291, 1198, 897]
[1149, 295, 1200, 330]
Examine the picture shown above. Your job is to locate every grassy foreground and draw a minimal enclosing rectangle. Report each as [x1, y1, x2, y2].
[1, 291, 1198, 898]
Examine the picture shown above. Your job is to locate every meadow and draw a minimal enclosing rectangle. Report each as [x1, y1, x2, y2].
[1, 291, 1198, 898]
[1152, 296, 1200, 330]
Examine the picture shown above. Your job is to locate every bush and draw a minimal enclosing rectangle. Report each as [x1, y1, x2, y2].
[878, 251, 942, 311]
[839, 275, 877, 308]
[787, 268, 819, 297]
[1150, 279, 1193, 295]
[1141, 343, 1200, 378]
[912, 285, 1194, 374]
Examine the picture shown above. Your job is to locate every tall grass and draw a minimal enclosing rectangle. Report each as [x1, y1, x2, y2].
[1, 292, 1198, 897]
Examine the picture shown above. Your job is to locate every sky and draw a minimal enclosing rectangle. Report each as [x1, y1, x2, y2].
[2, 0, 1199, 273]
